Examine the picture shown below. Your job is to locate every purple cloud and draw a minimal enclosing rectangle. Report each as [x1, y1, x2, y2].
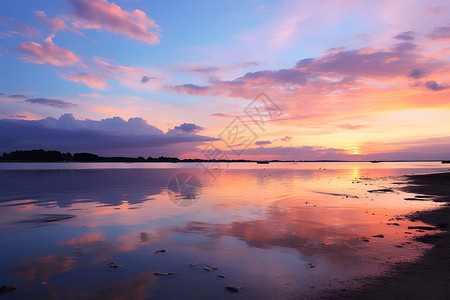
[394, 31, 415, 41]
[26, 98, 75, 108]
[255, 140, 272, 145]
[8, 94, 26, 98]
[408, 68, 428, 79]
[0, 114, 215, 156]
[428, 26, 450, 41]
[424, 80, 448, 91]
[141, 75, 157, 83]
[167, 123, 204, 134]
[170, 42, 441, 98]
[167, 84, 212, 95]
[0, 16, 40, 37]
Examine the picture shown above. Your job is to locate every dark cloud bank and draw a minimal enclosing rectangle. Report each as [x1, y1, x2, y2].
[0, 114, 215, 156]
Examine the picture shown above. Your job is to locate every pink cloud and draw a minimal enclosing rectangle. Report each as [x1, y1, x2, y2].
[179, 62, 260, 74]
[68, 0, 160, 44]
[16, 35, 79, 66]
[337, 124, 367, 130]
[167, 84, 212, 95]
[34, 11, 68, 32]
[34, 10, 84, 35]
[61, 72, 107, 89]
[168, 40, 450, 121]
[170, 40, 446, 99]
[0, 16, 41, 37]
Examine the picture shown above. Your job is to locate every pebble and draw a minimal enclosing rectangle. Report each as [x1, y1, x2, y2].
[225, 286, 241, 293]
[107, 262, 122, 269]
[153, 272, 176, 276]
[0, 285, 16, 294]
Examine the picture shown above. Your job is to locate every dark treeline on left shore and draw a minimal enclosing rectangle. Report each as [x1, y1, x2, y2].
[0, 149, 263, 163]
[0, 149, 179, 162]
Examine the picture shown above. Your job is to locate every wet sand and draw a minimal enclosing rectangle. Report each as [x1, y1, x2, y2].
[327, 172, 450, 299]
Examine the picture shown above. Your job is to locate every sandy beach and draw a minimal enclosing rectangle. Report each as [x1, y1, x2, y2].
[328, 172, 450, 299]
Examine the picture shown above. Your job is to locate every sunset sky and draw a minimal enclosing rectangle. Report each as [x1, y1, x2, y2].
[1, 0, 449, 160]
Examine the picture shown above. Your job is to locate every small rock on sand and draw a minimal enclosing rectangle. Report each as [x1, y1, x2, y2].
[373, 234, 384, 238]
[225, 286, 241, 293]
[217, 275, 226, 278]
[153, 272, 175, 276]
[307, 263, 316, 268]
[387, 223, 400, 226]
[153, 249, 167, 254]
[407, 226, 436, 231]
[368, 188, 394, 193]
[107, 262, 122, 269]
[0, 285, 16, 294]
[203, 264, 220, 271]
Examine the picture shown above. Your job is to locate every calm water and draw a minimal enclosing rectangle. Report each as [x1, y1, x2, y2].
[0, 162, 448, 299]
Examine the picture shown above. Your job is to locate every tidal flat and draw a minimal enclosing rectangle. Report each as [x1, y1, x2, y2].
[0, 162, 448, 299]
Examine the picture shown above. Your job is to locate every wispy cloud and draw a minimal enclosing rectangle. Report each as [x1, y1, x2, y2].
[26, 98, 75, 108]
[394, 31, 415, 41]
[337, 124, 367, 130]
[428, 26, 450, 41]
[34, 10, 83, 35]
[8, 94, 26, 98]
[60, 72, 106, 89]
[0, 16, 40, 37]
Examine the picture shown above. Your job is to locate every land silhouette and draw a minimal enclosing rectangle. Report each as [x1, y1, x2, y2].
[1, 149, 448, 163]
[0, 149, 290, 163]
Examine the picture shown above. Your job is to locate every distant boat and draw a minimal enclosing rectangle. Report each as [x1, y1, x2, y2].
[257, 161, 269, 164]
[370, 160, 381, 163]
[442, 161, 450, 164]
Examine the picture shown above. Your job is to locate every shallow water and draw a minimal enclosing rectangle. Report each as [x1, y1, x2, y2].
[0, 162, 448, 299]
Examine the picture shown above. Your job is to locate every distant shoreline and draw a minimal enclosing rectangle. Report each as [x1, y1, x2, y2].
[1, 150, 449, 163]
[0, 160, 447, 163]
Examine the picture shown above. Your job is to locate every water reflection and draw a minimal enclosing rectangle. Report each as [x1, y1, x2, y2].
[0, 169, 183, 207]
[0, 163, 445, 299]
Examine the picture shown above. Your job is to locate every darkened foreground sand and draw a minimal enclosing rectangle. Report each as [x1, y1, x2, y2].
[325, 172, 450, 300]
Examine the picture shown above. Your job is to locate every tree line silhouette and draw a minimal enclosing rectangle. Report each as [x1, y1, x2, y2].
[0, 149, 264, 162]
